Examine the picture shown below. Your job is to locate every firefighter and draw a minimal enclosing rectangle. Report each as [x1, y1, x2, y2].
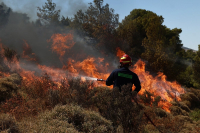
[106, 54, 141, 97]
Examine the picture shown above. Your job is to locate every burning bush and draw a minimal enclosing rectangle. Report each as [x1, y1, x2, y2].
[0, 93, 43, 120]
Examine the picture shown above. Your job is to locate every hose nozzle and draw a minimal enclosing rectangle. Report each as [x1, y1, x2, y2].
[97, 79, 105, 81]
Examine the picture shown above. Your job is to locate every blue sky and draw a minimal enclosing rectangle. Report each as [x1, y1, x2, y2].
[102, 0, 200, 51]
[1, 0, 200, 50]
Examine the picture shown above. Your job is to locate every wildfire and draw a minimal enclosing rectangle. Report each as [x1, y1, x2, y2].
[116, 48, 185, 112]
[0, 34, 185, 112]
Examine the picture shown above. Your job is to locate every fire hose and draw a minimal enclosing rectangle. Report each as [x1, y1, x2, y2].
[97, 79, 164, 133]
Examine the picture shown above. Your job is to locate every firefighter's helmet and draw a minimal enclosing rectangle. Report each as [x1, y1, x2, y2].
[120, 54, 132, 65]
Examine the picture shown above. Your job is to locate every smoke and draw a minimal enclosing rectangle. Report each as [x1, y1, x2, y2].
[0, 0, 88, 21]
[0, 0, 119, 78]
[55, 0, 88, 18]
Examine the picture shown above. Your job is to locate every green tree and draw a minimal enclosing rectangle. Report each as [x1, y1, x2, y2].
[0, 4, 11, 27]
[192, 45, 200, 88]
[117, 9, 183, 80]
[37, 0, 60, 25]
[71, 0, 119, 53]
[61, 16, 71, 27]
[117, 9, 148, 58]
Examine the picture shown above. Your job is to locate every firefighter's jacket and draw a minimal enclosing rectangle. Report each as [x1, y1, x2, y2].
[106, 67, 141, 93]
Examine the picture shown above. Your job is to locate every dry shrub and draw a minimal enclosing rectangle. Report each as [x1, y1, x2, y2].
[18, 117, 78, 133]
[22, 73, 52, 100]
[171, 101, 191, 112]
[177, 115, 200, 133]
[156, 115, 185, 133]
[138, 90, 164, 110]
[0, 93, 43, 120]
[0, 73, 22, 102]
[21, 74, 61, 110]
[180, 92, 200, 109]
[154, 108, 168, 118]
[169, 106, 189, 116]
[138, 106, 184, 133]
[3, 47, 17, 62]
[144, 107, 185, 133]
[187, 88, 200, 100]
[0, 113, 19, 132]
[59, 78, 94, 107]
[139, 90, 154, 106]
[28, 104, 113, 133]
[89, 84, 147, 133]
[179, 101, 191, 112]
[47, 89, 61, 107]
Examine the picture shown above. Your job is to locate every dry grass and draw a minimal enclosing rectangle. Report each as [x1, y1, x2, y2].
[0, 113, 19, 132]
[1, 74, 200, 132]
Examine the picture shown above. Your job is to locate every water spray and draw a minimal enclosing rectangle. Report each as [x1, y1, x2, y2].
[79, 75, 105, 82]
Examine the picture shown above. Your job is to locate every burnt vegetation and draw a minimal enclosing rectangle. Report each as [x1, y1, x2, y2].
[0, 0, 200, 133]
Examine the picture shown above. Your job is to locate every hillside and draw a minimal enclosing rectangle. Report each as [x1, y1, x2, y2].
[1, 0, 200, 132]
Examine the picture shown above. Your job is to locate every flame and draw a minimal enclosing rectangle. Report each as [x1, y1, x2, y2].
[66, 57, 110, 84]
[0, 35, 185, 113]
[116, 48, 185, 112]
[132, 60, 185, 112]
[22, 40, 39, 63]
[48, 33, 75, 60]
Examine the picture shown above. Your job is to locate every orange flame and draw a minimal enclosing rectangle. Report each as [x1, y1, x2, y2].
[48, 33, 75, 60]
[22, 40, 39, 63]
[0, 35, 186, 113]
[117, 48, 185, 112]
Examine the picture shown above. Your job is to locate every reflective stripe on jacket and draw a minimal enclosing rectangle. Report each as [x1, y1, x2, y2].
[106, 67, 141, 93]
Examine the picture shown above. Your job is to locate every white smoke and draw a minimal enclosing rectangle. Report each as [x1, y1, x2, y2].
[0, 0, 88, 21]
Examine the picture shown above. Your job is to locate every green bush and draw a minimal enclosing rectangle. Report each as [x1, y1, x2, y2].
[0, 73, 22, 102]
[190, 109, 200, 121]
[34, 104, 113, 133]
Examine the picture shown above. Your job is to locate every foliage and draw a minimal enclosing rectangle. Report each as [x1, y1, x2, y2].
[192, 45, 200, 88]
[37, 0, 60, 25]
[0, 113, 18, 132]
[1, 0, 200, 132]
[190, 109, 200, 121]
[117, 9, 148, 58]
[18, 104, 113, 133]
[3, 47, 17, 62]
[60, 16, 71, 27]
[71, 0, 119, 53]
[58, 78, 95, 107]
[0, 73, 21, 102]
[117, 9, 185, 82]
[0, 4, 10, 27]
